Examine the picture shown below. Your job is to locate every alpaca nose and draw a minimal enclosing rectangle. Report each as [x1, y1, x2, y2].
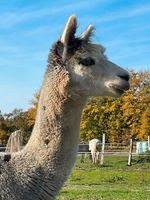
[117, 72, 130, 82]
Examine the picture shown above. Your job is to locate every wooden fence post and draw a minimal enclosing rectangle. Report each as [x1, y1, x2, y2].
[128, 139, 133, 166]
[148, 136, 150, 151]
[100, 134, 105, 165]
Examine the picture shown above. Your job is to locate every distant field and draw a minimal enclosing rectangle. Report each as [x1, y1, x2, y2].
[57, 155, 150, 200]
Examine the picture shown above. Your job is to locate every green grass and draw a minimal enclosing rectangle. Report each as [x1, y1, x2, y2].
[57, 155, 150, 200]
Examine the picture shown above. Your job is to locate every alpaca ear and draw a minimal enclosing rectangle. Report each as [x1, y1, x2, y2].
[80, 25, 94, 41]
[60, 15, 77, 62]
[60, 15, 77, 45]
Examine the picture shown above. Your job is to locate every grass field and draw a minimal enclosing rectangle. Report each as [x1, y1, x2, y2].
[57, 155, 150, 200]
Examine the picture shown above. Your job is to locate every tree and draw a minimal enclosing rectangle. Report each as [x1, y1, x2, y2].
[80, 70, 150, 143]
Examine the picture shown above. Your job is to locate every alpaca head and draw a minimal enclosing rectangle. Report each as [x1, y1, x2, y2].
[51, 15, 130, 98]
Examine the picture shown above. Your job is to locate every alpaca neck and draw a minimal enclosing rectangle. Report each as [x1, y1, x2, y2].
[26, 84, 86, 163]
[12, 70, 87, 197]
[25, 73, 87, 160]
[5, 64, 89, 200]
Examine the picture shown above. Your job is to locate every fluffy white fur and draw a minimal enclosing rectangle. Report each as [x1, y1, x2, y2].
[0, 15, 130, 200]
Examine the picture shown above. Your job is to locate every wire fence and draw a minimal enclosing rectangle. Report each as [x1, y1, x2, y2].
[0, 143, 150, 156]
[78, 136, 150, 166]
[78, 142, 150, 156]
[0, 137, 150, 166]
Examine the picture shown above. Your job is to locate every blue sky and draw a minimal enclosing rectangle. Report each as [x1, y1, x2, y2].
[0, 0, 150, 113]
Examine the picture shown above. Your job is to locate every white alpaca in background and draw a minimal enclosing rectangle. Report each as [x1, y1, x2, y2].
[89, 139, 101, 164]
[5, 130, 23, 153]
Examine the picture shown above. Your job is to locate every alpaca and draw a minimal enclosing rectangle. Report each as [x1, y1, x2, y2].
[89, 139, 101, 164]
[0, 15, 130, 200]
[5, 130, 23, 153]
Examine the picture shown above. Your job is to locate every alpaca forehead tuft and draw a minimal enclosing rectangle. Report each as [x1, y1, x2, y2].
[74, 42, 106, 58]
[87, 43, 106, 54]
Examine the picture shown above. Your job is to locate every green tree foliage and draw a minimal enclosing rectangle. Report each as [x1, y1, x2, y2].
[0, 109, 29, 144]
[0, 92, 40, 145]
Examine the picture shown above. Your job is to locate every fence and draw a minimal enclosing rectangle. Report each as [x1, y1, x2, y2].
[78, 135, 150, 166]
[0, 135, 150, 165]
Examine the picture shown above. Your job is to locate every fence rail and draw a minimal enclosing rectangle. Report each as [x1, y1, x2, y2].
[0, 138, 150, 166]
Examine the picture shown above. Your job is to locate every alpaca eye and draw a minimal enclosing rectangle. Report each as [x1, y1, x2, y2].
[78, 57, 95, 66]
